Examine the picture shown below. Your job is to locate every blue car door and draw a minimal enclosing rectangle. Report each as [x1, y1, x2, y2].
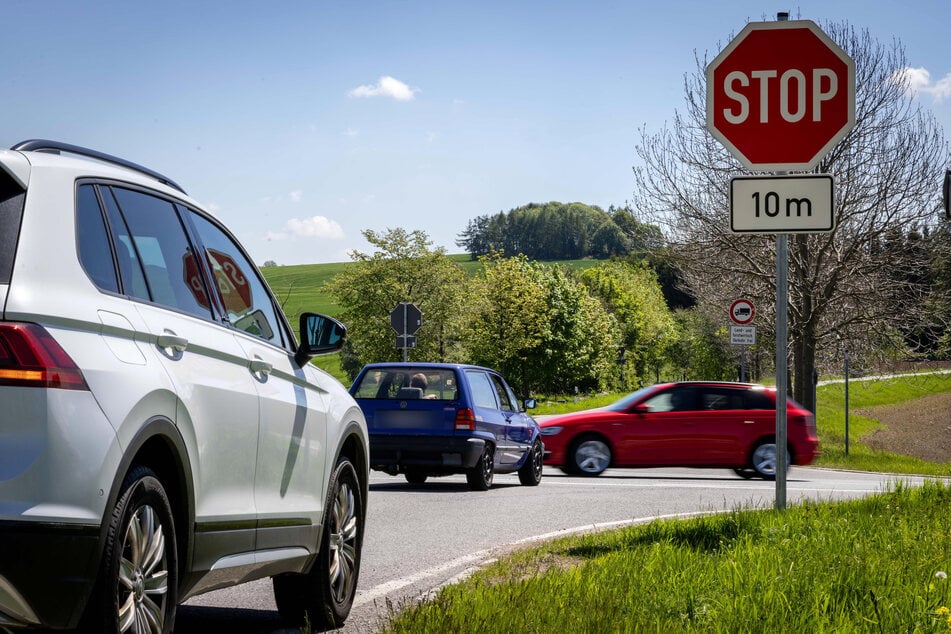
[463, 369, 510, 464]
[489, 372, 533, 465]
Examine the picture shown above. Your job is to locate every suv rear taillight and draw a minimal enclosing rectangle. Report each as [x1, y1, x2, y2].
[455, 407, 476, 431]
[0, 323, 89, 390]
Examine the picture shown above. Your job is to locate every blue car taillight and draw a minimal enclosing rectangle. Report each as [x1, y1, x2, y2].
[455, 407, 476, 430]
[0, 322, 89, 390]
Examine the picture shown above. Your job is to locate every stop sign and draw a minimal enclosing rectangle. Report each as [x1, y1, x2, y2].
[706, 20, 855, 171]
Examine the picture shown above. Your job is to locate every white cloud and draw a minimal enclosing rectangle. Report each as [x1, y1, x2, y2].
[348, 76, 419, 101]
[891, 66, 951, 102]
[343, 127, 359, 137]
[266, 215, 345, 241]
[289, 190, 302, 203]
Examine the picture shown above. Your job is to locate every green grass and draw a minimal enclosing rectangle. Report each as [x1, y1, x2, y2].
[532, 392, 623, 415]
[384, 481, 951, 633]
[261, 262, 349, 320]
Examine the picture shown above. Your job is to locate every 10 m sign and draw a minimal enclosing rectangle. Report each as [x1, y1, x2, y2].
[730, 174, 834, 234]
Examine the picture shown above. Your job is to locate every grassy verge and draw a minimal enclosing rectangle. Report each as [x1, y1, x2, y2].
[384, 481, 951, 633]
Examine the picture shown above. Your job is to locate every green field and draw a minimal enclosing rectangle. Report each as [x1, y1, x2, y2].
[261, 261, 350, 320]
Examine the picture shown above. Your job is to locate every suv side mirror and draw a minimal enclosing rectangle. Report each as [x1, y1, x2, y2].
[522, 398, 537, 411]
[296, 312, 346, 365]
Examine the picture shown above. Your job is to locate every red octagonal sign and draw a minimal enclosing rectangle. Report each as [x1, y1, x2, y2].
[706, 20, 855, 171]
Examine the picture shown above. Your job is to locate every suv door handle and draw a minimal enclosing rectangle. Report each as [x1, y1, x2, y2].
[156, 333, 188, 353]
[250, 358, 273, 376]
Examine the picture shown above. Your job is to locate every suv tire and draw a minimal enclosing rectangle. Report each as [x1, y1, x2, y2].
[87, 466, 178, 634]
[273, 455, 364, 629]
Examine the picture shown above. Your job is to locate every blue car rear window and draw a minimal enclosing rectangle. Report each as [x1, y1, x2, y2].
[353, 368, 458, 401]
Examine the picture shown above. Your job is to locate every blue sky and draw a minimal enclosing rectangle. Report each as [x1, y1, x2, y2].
[3, 1, 949, 265]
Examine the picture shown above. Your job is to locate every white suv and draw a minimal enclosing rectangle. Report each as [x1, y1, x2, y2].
[0, 140, 369, 632]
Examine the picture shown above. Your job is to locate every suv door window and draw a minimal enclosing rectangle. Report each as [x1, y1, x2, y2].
[105, 187, 213, 320]
[186, 210, 286, 348]
[76, 184, 120, 293]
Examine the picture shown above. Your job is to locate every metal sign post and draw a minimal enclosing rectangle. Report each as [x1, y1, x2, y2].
[944, 169, 950, 219]
[775, 233, 788, 510]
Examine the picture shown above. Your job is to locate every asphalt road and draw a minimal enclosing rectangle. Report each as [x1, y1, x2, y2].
[176, 465, 933, 633]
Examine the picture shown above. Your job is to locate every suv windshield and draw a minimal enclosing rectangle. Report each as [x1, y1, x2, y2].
[353, 368, 457, 401]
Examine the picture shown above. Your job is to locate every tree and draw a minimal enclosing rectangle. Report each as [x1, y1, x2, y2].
[455, 201, 635, 261]
[462, 253, 550, 393]
[325, 228, 468, 379]
[462, 254, 620, 394]
[669, 309, 734, 381]
[633, 21, 949, 410]
[580, 261, 678, 386]
[526, 265, 620, 394]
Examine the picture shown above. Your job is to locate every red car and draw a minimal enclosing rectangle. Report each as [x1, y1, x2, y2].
[539, 382, 819, 479]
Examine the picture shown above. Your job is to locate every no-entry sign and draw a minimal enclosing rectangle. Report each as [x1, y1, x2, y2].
[706, 20, 855, 171]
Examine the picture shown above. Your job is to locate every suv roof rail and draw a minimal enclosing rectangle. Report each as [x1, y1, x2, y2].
[10, 139, 186, 194]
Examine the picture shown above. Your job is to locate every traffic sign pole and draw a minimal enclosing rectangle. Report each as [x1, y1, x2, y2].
[401, 302, 408, 361]
[776, 231, 788, 511]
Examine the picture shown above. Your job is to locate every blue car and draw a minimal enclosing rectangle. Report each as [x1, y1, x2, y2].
[350, 362, 543, 490]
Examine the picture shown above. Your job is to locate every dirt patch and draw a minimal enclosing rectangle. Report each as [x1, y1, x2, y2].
[856, 392, 951, 463]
